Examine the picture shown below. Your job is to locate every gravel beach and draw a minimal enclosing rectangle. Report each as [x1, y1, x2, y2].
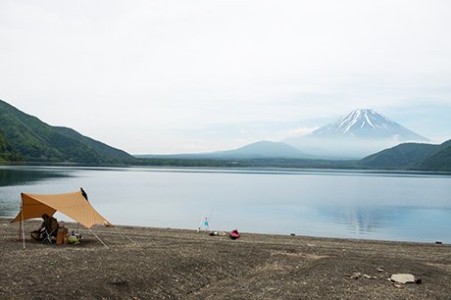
[1, 218, 450, 299]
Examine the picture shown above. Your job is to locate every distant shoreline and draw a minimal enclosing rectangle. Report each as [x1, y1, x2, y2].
[2, 163, 451, 176]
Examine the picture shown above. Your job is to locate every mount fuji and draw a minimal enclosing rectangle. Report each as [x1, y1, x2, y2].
[285, 109, 429, 159]
[311, 109, 428, 140]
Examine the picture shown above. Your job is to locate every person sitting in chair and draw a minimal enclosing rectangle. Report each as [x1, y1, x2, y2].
[31, 214, 59, 242]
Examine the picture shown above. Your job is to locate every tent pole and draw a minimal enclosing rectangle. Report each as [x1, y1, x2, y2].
[21, 199, 25, 249]
[18, 215, 22, 240]
[89, 229, 109, 249]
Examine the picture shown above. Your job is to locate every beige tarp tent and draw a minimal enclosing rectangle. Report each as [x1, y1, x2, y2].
[11, 191, 112, 248]
[11, 191, 112, 228]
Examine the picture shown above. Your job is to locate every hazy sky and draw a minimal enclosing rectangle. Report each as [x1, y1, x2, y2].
[1, 0, 450, 154]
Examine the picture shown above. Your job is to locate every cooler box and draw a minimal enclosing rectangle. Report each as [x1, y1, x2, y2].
[56, 227, 68, 245]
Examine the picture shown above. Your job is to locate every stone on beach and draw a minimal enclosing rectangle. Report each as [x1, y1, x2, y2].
[390, 273, 416, 284]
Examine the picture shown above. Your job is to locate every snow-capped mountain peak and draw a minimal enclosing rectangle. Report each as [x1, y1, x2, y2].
[284, 108, 430, 158]
[311, 109, 428, 141]
[336, 109, 388, 132]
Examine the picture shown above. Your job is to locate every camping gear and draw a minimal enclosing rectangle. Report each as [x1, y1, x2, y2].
[30, 230, 40, 241]
[41, 214, 59, 244]
[197, 210, 212, 232]
[229, 229, 240, 240]
[41, 223, 58, 244]
[56, 227, 68, 245]
[68, 235, 80, 244]
[29, 214, 59, 243]
[11, 190, 112, 248]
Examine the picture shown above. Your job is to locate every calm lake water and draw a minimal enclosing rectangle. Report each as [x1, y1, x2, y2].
[1, 166, 450, 243]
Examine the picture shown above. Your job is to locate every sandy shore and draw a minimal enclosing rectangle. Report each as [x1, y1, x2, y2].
[1, 218, 450, 299]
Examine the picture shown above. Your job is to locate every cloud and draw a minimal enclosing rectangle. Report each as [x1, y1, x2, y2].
[0, 0, 450, 153]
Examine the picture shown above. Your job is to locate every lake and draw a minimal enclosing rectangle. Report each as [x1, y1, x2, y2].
[1, 166, 450, 243]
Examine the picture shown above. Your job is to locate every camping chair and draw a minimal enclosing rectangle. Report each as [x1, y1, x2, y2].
[41, 216, 59, 244]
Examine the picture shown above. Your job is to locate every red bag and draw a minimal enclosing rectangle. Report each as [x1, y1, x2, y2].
[229, 229, 240, 240]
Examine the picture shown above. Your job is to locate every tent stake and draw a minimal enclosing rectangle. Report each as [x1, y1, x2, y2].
[89, 229, 109, 249]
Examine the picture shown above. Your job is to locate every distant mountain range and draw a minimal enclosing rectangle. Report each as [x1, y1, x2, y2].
[137, 141, 309, 160]
[1, 99, 450, 171]
[152, 109, 431, 161]
[0, 99, 137, 164]
[137, 108, 451, 170]
[285, 109, 429, 159]
[137, 138, 451, 171]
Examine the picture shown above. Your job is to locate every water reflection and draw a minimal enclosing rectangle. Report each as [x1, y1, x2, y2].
[318, 205, 451, 242]
[0, 167, 69, 186]
[319, 206, 396, 234]
[0, 167, 71, 217]
[1, 166, 450, 243]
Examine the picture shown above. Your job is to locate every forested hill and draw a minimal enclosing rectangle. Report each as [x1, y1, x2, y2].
[0, 99, 137, 165]
[417, 139, 451, 171]
[360, 139, 451, 171]
[0, 129, 21, 163]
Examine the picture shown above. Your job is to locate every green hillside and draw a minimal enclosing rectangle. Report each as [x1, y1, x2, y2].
[417, 139, 451, 171]
[0, 129, 22, 163]
[359, 143, 438, 170]
[360, 139, 451, 171]
[0, 99, 137, 164]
